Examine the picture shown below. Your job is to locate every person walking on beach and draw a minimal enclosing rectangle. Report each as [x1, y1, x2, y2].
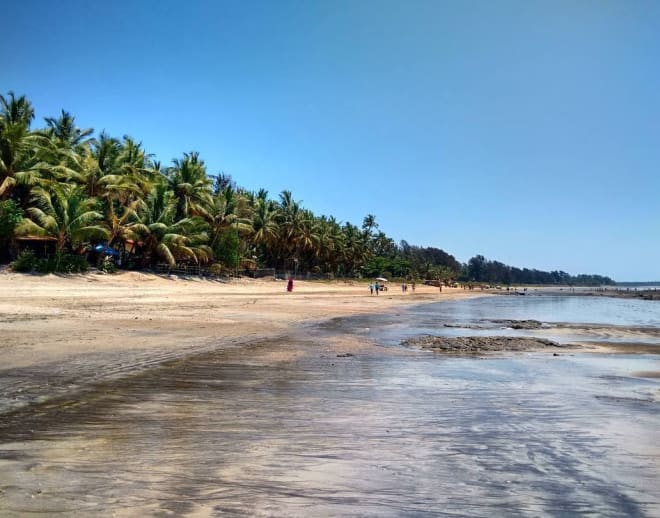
[374, 281, 380, 296]
[287, 277, 294, 292]
[369, 283, 374, 296]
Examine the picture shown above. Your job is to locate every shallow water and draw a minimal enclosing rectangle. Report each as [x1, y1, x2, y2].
[1, 296, 659, 516]
[418, 294, 660, 327]
[340, 295, 660, 347]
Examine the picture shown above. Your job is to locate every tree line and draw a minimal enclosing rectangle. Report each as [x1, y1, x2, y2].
[462, 255, 614, 286]
[0, 91, 614, 285]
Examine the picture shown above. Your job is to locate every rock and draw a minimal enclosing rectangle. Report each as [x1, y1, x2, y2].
[491, 319, 544, 329]
[402, 335, 567, 353]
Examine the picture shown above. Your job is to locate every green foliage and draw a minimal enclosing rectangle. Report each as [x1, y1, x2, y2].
[460, 255, 615, 286]
[0, 199, 22, 238]
[36, 253, 88, 273]
[427, 265, 456, 282]
[11, 250, 88, 273]
[11, 249, 36, 272]
[362, 256, 411, 278]
[213, 228, 239, 268]
[99, 261, 117, 273]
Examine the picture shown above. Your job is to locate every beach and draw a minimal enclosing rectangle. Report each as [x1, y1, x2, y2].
[1, 273, 659, 516]
[0, 271, 480, 412]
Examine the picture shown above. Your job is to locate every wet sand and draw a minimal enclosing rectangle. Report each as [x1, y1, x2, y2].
[1, 274, 660, 515]
[1, 332, 659, 516]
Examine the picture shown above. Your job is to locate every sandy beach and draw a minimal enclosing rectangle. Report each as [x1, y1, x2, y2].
[0, 271, 483, 411]
[2, 272, 659, 516]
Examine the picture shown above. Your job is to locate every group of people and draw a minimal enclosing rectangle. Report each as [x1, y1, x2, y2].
[369, 281, 416, 295]
[368, 281, 382, 295]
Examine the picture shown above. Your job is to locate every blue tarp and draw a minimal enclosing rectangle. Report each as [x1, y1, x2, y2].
[94, 244, 120, 257]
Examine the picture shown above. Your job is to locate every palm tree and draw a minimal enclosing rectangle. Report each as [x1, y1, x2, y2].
[97, 137, 157, 206]
[43, 110, 94, 151]
[131, 183, 211, 266]
[315, 215, 344, 274]
[207, 187, 251, 252]
[250, 196, 278, 250]
[0, 92, 38, 200]
[30, 111, 96, 191]
[340, 222, 368, 276]
[167, 152, 213, 220]
[78, 131, 121, 198]
[104, 198, 142, 249]
[16, 183, 109, 253]
[362, 214, 378, 235]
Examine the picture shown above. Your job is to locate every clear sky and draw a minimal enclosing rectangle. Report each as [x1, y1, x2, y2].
[5, 0, 660, 281]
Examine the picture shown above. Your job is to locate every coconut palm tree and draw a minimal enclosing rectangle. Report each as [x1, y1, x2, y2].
[30, 110, 96, 191]
[131, 183, 211, 266]
[43, 110, 94, 151]
[315, 215, 344, 274]
[250, 196, 278, 250]
[167, 152, 213, 220]
[98, 137, 157, 206]
[16, 183, 109, 253]
[207, 187, 251, 252]
[0, 92, 38, 200]
[340, 222, 368, 276]
[76, 131, 121, 198]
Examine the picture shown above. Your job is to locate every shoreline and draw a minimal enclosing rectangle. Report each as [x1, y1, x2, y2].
[0, 271, 484, 413]
[2, 272, 659, 414]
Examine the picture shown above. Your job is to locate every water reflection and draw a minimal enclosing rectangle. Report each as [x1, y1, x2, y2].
[1, 337, 659, 516]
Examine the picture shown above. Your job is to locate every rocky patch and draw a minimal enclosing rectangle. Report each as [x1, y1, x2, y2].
[402, 335, 570, 353]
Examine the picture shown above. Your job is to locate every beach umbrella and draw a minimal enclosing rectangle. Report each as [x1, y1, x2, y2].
[376, 277, 388, 282]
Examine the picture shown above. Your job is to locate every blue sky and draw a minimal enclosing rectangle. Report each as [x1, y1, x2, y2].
[5, 0, 660, 280]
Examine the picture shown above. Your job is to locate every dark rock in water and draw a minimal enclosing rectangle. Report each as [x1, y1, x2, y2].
[402, 335, 568, 353]
[443, 323, 484, 329]
[492, 319, 544, 329]
[336, 353, 354, 358]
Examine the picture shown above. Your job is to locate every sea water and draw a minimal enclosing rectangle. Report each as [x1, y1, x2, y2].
[0, 295, 658, 516]
[348, 294, 660, 346]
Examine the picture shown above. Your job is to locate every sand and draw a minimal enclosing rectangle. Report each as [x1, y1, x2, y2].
[2, 272, 660, 516]
[0, 271, 485, 407]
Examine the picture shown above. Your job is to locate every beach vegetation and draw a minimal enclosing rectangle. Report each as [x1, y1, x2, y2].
[11, 249, 37, 272]
[11, 248, 89, 274]
[0, 199, 22, 239]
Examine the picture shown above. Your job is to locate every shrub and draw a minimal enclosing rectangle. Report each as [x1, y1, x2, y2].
[0, 200, 22, 239]
[99, 257, 117, 273]
[39, 253, 89, 274]
[11, 249, 37, 272]
[13, 252, 89, 274]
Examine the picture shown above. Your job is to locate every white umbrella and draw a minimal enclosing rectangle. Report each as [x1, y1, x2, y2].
[376, 277, 388, 282]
